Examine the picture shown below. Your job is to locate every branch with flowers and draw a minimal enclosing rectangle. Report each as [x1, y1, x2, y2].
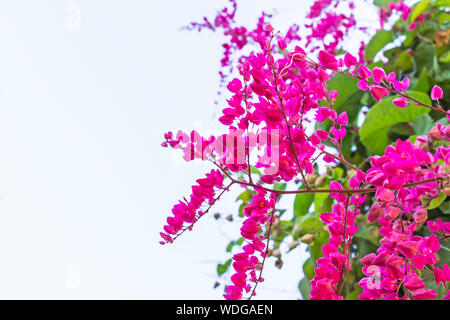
[159, 0, 450, 300]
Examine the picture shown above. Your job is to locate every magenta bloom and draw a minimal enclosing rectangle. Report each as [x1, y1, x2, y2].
[372, 67, 386, 84]
[431, 85, 443, 100]
[392, 97, 408, 108]
[318, 50, 338, 70]
[344, 52, 357, 68]
[358, 65, 372, 80]
[369, 85, 389, 102]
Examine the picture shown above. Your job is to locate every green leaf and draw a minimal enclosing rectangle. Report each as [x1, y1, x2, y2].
[297, 211, 324, 233]
[424, 192, 447, 210]
[393, 51, 413, 71]
[293, 186, 314, 219]
[226, 241, 235, 253]
[374, 0, 399, 7]
[440, 51, 450, 63]
[413, 68, 430, 93]
[438, 13, 450, 25]
[303, 258, 315, 280]
[435, 0, 450, 7]
[217, 259, 232, 276]
[298, 277, 311, 299]
[364, 30, 394, 61]
[413, 114, 434, 135]
[439, 200, 450, 214]
[273, 182, 287, 191]
[359, 91, 431, 154]
[410, 0, 430, 23]
[310, 230, 329, 262]
[354, 222, 379, 246]
[325, 73, 360, 113]
[333, 167, 344, 180]
[345, 288, 363, 300]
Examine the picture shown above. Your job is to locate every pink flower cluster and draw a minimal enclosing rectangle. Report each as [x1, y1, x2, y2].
[159, 169, 224, 244]
[310, 179, 366, 299]
[224, 189, 277, 299]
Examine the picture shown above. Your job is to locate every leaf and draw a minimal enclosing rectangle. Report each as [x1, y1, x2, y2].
[333, 167, 344, 180]
[364, 30, 394, 61]
[303, 258, 315, 280]
[359, 91, 431, 154]
[413, 68, 430, 93]
[424, 192, 447, 210]
[217, 259, 232, 276]
[374, 0, 399, 7]
[226, 241, 235, 253]
[354, 222, 379, 246]
[413, 114, 433, 135]
[325, 73, 360, 113]
[297, 211, 323, 233]
[298, 277, 311, 299]
[393, 51, 413, 71]
[273, 182, 287, 191]
[439, 200, 450, 214]
[309, 230, 329, 262]
[440, 51, 450, 63]
[345, 288, 363, 300]
[293, 186, 314, 219]
[410, 0, 430, 23]
[435, 0, 450, 7]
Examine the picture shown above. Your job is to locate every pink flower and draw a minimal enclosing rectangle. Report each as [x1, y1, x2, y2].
[431, 85, 443, 100]
[412, 288, 437, 300]
[357, 80, 368, 91]
[318, 50, 338, 70]
[336, 112, 348, 126]
[372, 67, 386, 84]
[358, 65, 372, 80]
[369, 85, 389, 102]
[344, 52, 357, 68]
[386, 72, 396, 83]
[392, 97, 408, 108]
[227, 78, 242, 93]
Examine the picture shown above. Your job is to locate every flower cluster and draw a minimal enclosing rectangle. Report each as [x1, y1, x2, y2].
[160, 0, 450, 301]
[159, 169, 225, 245]
[310, 179, 366, 299]
[224, 189, 277, 299]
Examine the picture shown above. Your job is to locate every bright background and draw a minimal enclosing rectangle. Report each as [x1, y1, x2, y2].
[0, 0, 378, 299]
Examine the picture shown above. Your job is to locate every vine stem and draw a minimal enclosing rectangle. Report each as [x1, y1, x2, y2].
[337, 195, 351, 296]
[213, 161, 448, 195]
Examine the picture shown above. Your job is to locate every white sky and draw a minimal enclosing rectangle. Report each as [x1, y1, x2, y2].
[0, 0, 379, 299]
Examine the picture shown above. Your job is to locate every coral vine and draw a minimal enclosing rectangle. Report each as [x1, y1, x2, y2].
[161, 0, 450, 300]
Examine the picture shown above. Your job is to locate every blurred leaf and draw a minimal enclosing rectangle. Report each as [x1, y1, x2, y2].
[393, 51, 413, 71]
[435, 0, 450, 7]
[359, 91, 431, 154]
[440, 51, 450, 63]
[413, 68, 430, 93]
[217, 259, 231, 276]
[303, 258, 315, 280]
[298, 277, 311, 299]
[423, 192, 447, 210]
[413, 114, 434, 135]
[333, 167, 344, 180]
[293, 186, 314, 219]
[273, 182, 287, 191]
[326, 73, 360, 114]
[364, 30, 394, 61]
[374, 0, 399, 7]
[410, 0, 430, 23]
[345, 288, 363, 300]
